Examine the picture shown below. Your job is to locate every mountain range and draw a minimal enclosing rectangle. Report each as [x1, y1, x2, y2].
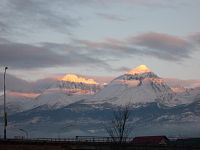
[0, 65, 200, 138]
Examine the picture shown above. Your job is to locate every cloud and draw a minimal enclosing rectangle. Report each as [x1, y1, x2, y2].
[0, 31, 197, 74]
[0, 0, 184, 36]
[165, 78, 200, 88]
[129, 32, 192, 60]
[0, 0, 191, 40]
[0, 72, 58, 92]
[96, 13, 126, 22]
[115, 67, 131, 72]
[0, 0, 79, 37]
[189, 32, 200, 45]
[63, 0, 183, 8]
[0, 37, 10, 44]
[86, 75, 114, 84]
[0, 73, 31, 92]
[0, 21, 9, 35]
[75, 32, 194, 61]
[0, 39, 111, 70]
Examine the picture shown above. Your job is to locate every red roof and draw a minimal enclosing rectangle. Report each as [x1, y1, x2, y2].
[132, 136, 168, 145]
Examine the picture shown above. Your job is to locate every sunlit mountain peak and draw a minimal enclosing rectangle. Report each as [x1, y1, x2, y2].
[127, 65, 151, 75]
[60, 74, 97, 85]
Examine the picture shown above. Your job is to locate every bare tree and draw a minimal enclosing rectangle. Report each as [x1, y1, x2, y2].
[105, 104, 132, 144]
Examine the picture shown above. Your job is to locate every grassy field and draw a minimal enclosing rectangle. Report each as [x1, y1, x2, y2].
[1, 138, 200, 150]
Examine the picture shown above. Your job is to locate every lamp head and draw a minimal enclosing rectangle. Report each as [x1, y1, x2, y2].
[5, 67, 8, 70]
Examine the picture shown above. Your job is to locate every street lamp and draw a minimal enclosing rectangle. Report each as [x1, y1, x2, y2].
[4, 67, 8, 140]
[19, 129, 28, 139]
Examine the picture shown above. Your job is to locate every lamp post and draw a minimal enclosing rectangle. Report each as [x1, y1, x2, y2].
[4, 67, 8, 140]
[19, 129, 28, 139]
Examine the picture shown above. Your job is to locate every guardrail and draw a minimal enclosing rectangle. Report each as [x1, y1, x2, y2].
[1, 136, 133, 143]
[75, 136, 132, 143]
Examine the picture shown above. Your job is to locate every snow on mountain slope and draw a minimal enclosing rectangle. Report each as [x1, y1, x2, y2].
[34, 74, 101, 109]
[85, 65, 175, 106]
[58, 74, 100, 95]
[7, 99, 200, 138]
[61, 74, 97, 85]
[34, 88, 93, 109]
[172, 87, 200, 105]
[0, 74, 101, 112]
[2, 67, 200, 113]
[0, 91, 37, 113]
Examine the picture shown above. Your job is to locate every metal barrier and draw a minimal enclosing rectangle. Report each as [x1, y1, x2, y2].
[7, 136, 133, 143]
[75, 136, 132, 143]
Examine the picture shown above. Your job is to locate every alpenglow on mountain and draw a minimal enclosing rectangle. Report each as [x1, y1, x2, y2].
[127, 64, 151, 75]
[1, 65, 200, 138]
[0, 74, 101, 112]
[59, 74, 100, 94]
[33, 74, 101, 109]
[86, 65, 176, 106]
[61, 74, 97, 85]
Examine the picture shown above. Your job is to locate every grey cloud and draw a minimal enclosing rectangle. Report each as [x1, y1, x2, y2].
[0, 0, 185, 42]
[0, 42, 65, 69]
[0, 73, 31, 92]
[114, 67, 130, 72]
[0, 0, 79, 37]
[96, 13, 126, 22]
[121, 0, 187, 8]
[0, 72, 57, 92]
[165, 78, 200, 88]
[75, 32, 194, 61]
[0, 31, 197, 73]
[58, 0, 183, 8]
[0, 0, 190, 37]
[189, 32, 200, 45]
[128, 32, 192, 60]
[0, 21, 9, 35]
[133, 32, 190, 52]
[0, 39, 111, 70]
[0, 37, 11, 44]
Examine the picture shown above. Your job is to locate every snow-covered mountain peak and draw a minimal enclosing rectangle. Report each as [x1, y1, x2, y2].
[116, 72, 159, 82]
[116, 65, 158, 82]
[127, 64, 151, 75]
[60, 74, 97, 85]
[85, 65, 176, 106]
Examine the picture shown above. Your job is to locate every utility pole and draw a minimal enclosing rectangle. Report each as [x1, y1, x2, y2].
[4, 67, 8, 140]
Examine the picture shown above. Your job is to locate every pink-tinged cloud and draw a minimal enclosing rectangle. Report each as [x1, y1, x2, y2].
[0, 32, 197, 73]
[8, 91, 40, 98]
[75, 32, 195, 61]
[165, 78, 200, 88]
[0, 39, 111, 70]
[189, 32, 200, 45]
[127, 32, 192, 60]
[96, 13, 126, 22]
[86, 75, 114, 84]
[133, 32, 189, 50]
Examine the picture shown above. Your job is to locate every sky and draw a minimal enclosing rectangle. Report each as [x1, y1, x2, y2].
[0, 0, 200, 81]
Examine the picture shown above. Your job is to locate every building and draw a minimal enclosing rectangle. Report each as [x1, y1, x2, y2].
[132, 136, 169, 145]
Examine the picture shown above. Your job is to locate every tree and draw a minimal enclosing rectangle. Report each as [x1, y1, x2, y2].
[105, 104, 132, 144]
